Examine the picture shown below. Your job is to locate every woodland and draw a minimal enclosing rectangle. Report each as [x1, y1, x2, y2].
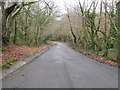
[0, 0, 120, 68]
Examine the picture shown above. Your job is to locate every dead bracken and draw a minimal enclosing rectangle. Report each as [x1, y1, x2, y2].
[2, 45, 50, 65]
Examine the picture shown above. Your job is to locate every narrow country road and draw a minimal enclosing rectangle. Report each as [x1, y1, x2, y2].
[2, 42, 118, 88]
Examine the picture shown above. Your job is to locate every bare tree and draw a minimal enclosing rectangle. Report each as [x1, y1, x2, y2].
[65, 4, 77, 44]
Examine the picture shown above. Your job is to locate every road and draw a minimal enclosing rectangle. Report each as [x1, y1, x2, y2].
[2, 42, 118, 88]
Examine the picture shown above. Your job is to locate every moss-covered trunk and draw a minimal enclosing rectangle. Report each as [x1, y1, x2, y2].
[116, 1, 120, 63]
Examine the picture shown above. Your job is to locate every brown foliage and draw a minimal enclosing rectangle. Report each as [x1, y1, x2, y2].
[77, 50, 120, 67]
[1, 45, 50, 64]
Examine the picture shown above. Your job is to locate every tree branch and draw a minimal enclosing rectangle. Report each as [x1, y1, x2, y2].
[11, 1, 38, 18]
[5, 3, 17, 18]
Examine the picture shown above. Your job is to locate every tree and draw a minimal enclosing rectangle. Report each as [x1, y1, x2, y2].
[65, 5, 77, 44]
[116, 1, 120, 63]
[1, 1, 37, 44]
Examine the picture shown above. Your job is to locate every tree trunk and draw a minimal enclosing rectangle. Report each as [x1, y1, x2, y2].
[2, 2, 17, 45]
[103, 3, 108, 57]
[67, 14, 77, 44]
[1, 3, 9, 44]
[70, 27, 77, 44]
[116, 1, 120, 63]
[13, 18, 17, 44]
[90, 20, 95, 50]
[35, 27, 39, 45]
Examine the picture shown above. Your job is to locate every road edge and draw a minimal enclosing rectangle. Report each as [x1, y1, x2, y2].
[1, 45, 55, 80]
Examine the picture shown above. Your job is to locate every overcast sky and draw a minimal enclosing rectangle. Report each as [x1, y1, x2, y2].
[3, 0, 119, 14]
[53, 0, 79, 14]
[53, 0, 119, 14]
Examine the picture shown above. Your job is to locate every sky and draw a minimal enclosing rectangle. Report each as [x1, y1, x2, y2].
[53, 0, 79, 14]
[53, 0, 119, 14]
[3, 0, 119, 14]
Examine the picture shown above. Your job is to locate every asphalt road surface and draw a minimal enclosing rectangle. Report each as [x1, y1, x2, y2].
[2, 42, 118, 88]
